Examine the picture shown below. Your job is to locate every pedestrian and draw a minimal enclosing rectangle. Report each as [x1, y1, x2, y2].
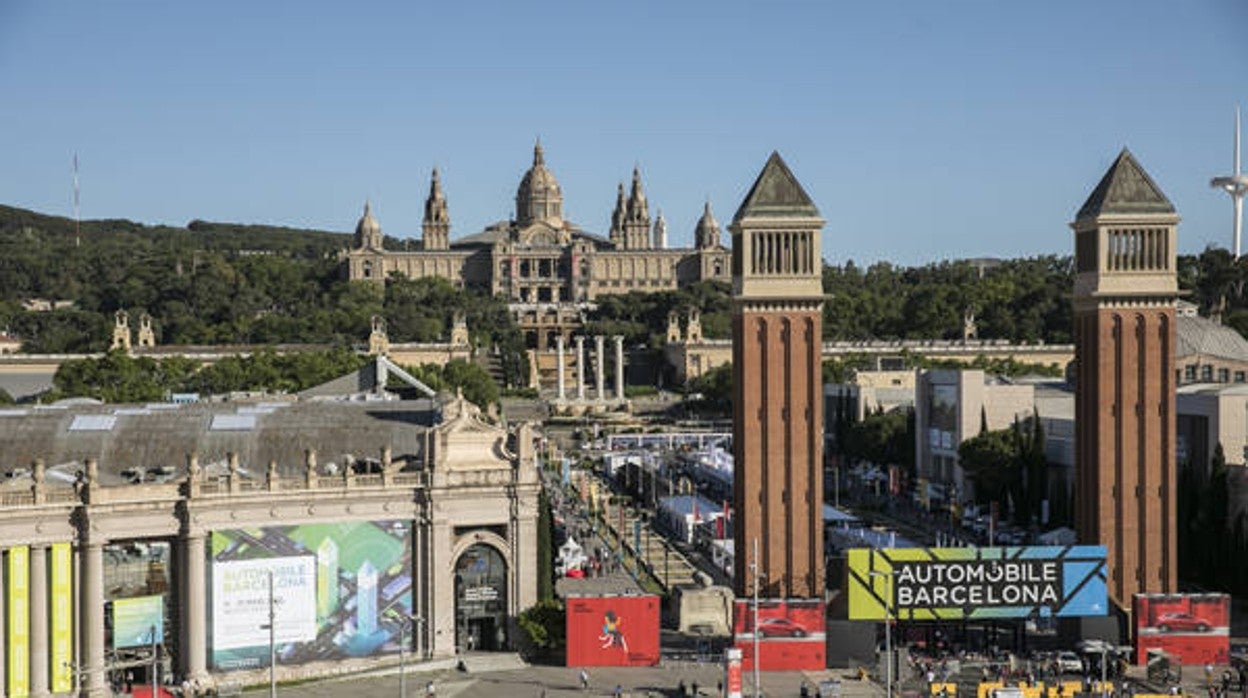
[425, 680, 436, 697]
[614, 684, 623, 697]
[580, 668, 590, 691]
[691, 680, 699, 696]
[678, 678, 686, 696]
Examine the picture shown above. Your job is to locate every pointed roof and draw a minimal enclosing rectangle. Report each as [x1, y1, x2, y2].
[732, 151, 820, 223]
[1077, 148, 1175, 219]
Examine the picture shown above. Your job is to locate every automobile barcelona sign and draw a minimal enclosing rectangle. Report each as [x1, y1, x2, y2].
[847, 546, 1108, 620]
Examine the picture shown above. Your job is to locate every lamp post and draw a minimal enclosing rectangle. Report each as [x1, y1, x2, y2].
[400, 615, 426, 698]
[151, 625, 159, 698]
[868, 570, 894, 698]
[750, 537, 764, 698]
[258, 571, 277, 698]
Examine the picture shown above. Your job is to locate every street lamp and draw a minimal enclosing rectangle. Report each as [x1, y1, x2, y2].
[399, 615, 426, 698]
[257, 571, 277, 698]
[868, 570, 895, 698]
[750, 537, 764, 698]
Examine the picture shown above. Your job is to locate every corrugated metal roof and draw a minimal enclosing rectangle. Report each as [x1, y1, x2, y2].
[0, 399, 438, 485]
[1177, 313, 1248, 362]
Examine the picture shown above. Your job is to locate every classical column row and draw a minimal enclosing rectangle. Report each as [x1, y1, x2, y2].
[554, 335, 626, 401]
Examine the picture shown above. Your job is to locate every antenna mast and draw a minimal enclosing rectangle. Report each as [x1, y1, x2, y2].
[73, 153, 80, 248]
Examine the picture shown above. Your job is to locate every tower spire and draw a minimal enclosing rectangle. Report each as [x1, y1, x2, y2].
[423, 167, 450, 250]
[1212, 106, 1248, 258]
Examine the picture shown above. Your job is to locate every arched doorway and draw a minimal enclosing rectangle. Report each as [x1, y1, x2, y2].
[454, 543, 508, 652]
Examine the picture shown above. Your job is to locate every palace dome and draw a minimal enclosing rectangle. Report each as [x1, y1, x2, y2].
[515, 140, 563, 227]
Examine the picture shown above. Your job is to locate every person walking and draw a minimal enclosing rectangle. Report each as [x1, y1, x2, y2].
[580, 668, 589, 691]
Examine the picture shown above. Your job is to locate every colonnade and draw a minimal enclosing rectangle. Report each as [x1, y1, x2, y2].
[553, 335, 626, 404]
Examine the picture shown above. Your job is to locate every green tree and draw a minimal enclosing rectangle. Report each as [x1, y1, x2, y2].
[536, 488, 554, 602]
[515, 599, 565, 663]
[441, 359, 500, 407]
[957, 427, 1018, 509]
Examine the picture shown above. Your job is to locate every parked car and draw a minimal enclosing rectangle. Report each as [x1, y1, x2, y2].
[757, 617, 807, 637]
[1056, 651, 1084, 674]
[1156, 612, 1212, 633]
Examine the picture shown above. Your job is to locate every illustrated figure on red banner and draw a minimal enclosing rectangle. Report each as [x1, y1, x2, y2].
[599, 610, 629, 652]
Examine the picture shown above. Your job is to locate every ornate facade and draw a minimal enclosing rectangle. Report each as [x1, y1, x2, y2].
[0, 392, 538, 697]
[341, 141, 730, 350]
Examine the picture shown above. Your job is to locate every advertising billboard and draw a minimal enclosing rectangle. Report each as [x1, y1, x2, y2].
[732, 599, 826, 671]
[847, 546, 1108, 620]
[112, 595, 165, 648]
[1133, 593, 1230, 665]
[210, 520, 413, 670]
[565, 595, 661, 667]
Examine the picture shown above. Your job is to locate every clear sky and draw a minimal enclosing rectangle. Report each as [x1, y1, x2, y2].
[2, 1, 1245, 266]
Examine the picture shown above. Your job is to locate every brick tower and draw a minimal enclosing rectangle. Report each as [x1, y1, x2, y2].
[731, 153, 825, 599]
[1072, 149, 1179, 611]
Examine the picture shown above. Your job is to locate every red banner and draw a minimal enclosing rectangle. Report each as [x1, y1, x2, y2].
[566, 595, 661, 667]
[733, 599, 826, 671]
[1134, 593, 1230, 665]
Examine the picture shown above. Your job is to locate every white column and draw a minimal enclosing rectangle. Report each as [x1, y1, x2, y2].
[555, 335, 566, 401]
[575, 336, 586, 401]
[594, 335, 606, 401]
[613, 335, 625, 401]
[30, 545, 48, 698]
[81, 539, 107, 698]
[181, 532, 208, 683]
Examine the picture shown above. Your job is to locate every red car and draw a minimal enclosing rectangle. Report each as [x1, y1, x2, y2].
[1156, 612, 1211, 633]
[757, 617, 808, 638]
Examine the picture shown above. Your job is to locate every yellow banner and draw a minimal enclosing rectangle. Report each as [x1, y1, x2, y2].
[50, 543, 74, 693]
[7, 546, 30, 698]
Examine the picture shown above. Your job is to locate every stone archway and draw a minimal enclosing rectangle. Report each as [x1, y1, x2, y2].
[451, 540, 509, 652]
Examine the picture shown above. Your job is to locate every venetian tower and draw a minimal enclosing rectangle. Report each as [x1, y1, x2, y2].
[1072, 149, 1179, 610]
[731, 152, 825, 599]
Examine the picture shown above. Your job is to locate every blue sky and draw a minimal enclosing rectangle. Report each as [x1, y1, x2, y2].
[1, 1, 1245, 266]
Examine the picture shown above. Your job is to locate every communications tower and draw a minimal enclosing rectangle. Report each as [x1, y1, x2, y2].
[1211, 107, 1248, 258]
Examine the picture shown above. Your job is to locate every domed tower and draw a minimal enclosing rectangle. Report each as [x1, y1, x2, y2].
[694, 200, 722, 249]
[622, 166, 652, 249]
[354, 201, 383, 250]
[423, 168, 450, 250]
[515, 140, 563, 228]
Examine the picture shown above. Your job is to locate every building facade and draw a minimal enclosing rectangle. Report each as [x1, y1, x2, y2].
[0, 394, 538, 697]
[340, 142, 731, 350]
[1071, 149, 1180, 612]
[730, 153, 825, 599]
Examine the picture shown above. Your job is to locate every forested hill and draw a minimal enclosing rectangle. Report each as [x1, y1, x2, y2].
[3, 201, 1246, 359]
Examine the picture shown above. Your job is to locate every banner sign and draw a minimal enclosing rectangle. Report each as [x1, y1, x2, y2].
[566, 595, 661, 667]
[732, 599, 826, 671]
[210, 521, 413, 670]
[724, 647, 744, 698]
[113, 595, 166, 649]
[50, 542, 74, 692]
[847, 546, 1108, 620]
[1134, 593, 1230, 665]
[7, 546, 29, 698]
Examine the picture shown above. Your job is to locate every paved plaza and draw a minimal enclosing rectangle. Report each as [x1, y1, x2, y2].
[232, 657, 881, 698]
